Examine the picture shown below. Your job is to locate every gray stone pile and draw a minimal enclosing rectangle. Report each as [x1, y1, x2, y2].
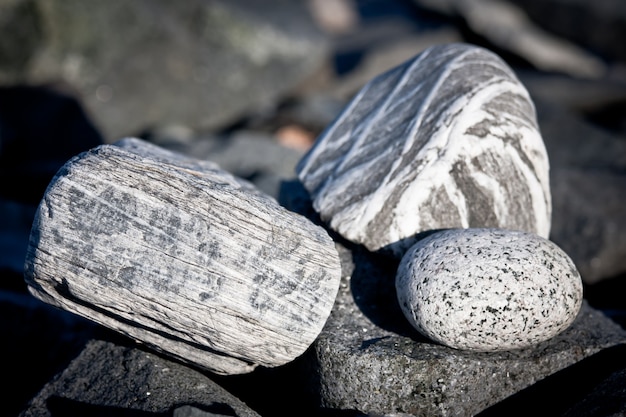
[2, 1, 626, 416]
[18, 41, 626, 417]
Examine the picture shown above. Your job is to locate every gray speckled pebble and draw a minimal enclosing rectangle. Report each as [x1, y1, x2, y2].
[396, 228, 583, 352]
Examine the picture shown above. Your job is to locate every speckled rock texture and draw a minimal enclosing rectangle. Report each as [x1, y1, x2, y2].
[296, 42, 551, 257]
[396, 228, 583, 351]
[301, 242, 626, 416]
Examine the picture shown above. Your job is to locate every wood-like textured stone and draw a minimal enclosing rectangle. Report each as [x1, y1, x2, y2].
[297, 42, 551, 257]
[23, 138, 342, 375]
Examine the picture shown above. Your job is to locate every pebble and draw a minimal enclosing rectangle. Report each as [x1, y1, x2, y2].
[296, 43, 552, 257]
[395, 228, 583, 351]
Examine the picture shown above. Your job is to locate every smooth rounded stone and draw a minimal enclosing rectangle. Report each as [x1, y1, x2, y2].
[396, 228, 583, 352]
[297, 42, 551, 257]
[23, 138, 342, 375]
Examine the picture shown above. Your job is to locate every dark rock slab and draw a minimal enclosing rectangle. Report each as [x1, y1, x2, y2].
[19, 339, 261, 417]
[561, 362, 626, 417]
[301, 242, 626, 416]
[476, 343, 626, 416]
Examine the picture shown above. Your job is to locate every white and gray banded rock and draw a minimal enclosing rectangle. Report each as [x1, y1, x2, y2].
[396, 228, 583, 351]
[23, 138, 342, 375]
[297, 43, 551, 257]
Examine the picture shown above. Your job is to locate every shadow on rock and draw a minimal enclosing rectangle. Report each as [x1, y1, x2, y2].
[476, 343, 626, 417]
[47, 396, 239, 417]
[0, 84, 103, 205]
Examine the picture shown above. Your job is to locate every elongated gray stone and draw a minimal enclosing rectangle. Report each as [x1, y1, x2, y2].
[297, 43, 551, 257]
[23, 138, 342, 375]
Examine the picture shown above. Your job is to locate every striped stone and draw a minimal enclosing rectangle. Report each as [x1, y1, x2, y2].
[296, 43, 551, 257]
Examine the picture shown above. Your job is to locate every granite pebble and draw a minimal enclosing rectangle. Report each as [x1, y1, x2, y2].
[396, 228, 583, 351]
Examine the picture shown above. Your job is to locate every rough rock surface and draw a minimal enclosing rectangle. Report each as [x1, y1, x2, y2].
[396, 228, 583, 351]
[297, 42, 551, 257]
[19, 339, 261, 417]
[301, 242, 626, 416]
[24, 138, 342, 375]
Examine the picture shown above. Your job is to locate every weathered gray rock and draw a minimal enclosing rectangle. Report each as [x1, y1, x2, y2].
[297, 43, 551, 257]
[319, 16, 464, 101]
[24, 138, 342, 375]
[410, 0, 606, 78]
[396, 228, 583, 351]
[0, 0, 329, 142]
[19, 339, 261, 417]
[302, 242, 626, 416]
[551, 168, 626, 286]
[509, 0, 626, 63]
[518, 71, 626, 114]
[504, 75, 626, 285]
